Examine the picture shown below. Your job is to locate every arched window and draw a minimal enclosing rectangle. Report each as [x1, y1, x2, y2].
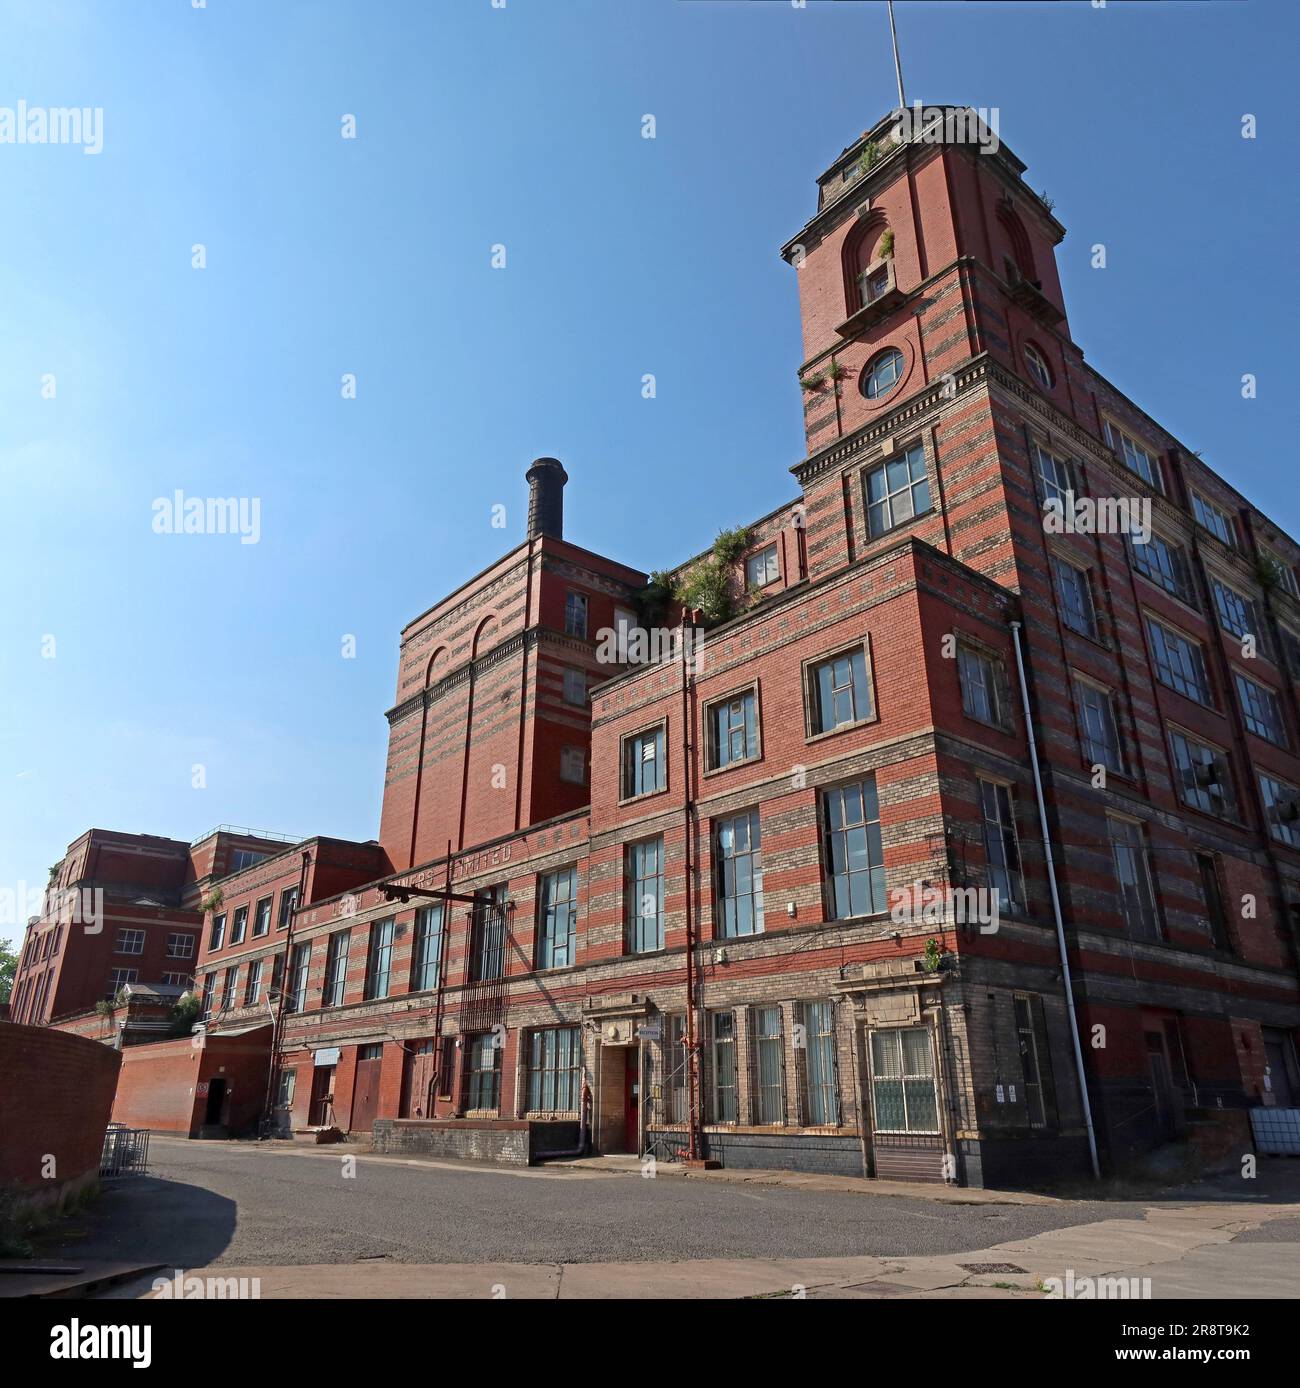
[861, 347, 904, 401]
[997, 202, 1035, 285]
[1024, 341, 1054, 391]
[841, 213, 891, 315]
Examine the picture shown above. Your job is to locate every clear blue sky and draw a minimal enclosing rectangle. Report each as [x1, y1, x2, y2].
[2, 0, 1296, 919]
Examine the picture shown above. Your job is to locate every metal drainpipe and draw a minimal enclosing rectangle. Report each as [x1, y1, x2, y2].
[1009, 621, 1101, 1180]
[262, 849, 312, 1136]
[681, 622, 702, 1162]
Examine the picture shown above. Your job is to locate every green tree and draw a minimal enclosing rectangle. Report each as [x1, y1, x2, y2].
[0, 938, 17, 1005]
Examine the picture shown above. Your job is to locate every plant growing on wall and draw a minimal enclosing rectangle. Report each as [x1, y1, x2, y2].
[170, 993, 202, 1036]
[857, 140, 881, 176]
[923, 937, 943, 973]
[826, 358, 848, 383]
[1256, 552, 1285, 592]
[200, 887, 223, 915]
[638, 570, 677, 627]
[878, 228, 895, 259]
[800, 370, 826, 392]
[673, 528, 751, 625]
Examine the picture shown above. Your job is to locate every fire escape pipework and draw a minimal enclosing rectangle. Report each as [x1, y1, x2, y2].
[1009, 621, 1101, 1181]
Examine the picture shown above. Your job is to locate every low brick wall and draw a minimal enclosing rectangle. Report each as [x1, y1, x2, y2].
[371, 1118, 579, 1166]
[0, 1021, 121, 1212]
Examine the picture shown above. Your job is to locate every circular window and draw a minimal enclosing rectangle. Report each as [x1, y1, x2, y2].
[861, 347, 904, 401]
[1024, 341, 1054, 390]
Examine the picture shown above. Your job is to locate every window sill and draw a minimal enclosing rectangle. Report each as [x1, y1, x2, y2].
[805, 714, 879, 747]
[864, 507, 936, 547]
[618, 787, 670, 808]
[701, 754, 764, 780]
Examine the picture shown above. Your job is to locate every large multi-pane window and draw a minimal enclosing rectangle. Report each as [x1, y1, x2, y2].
[668, 1014, 688, 1123]
[1213, 579, 1265, 649]
[537, 867, 578, 970]
[243, 958, 264, 1007]
[753, 1006, 785, 1124]
[253, 896, 272, 937]
[465, 1034, 501, 1112]
[1053, 557, 1097, 639]
[745, 544, 780, 588]
[1033, 442, 1075, 510]
[106, 967, 139, 1001]
[1108, 817, 1160, 939]
[324, 929, 351, 1007]
[564, 591, 588, 638]
[708, 689, 759, 768]
[1169, 731, 1237, 819]
[1191, 492, 1237, 547]
[229, 849, 268, 873]
[803, 1001, 840, 1126]
[1104, 420, 1161, 490]
[527, 1027, 582, 1112]
[807, 644, 872, 735]
[364, 919, 395, 1000]
[870, 1028, 938, 1133]
[220, 964, 239, 1010]
[709, 1012, 738, 1122]
[958, 645, 1005, 726]
[1131, 532, 1196, 605]
[1146, 618, 1213, 705]
[209, 913, 226, 950]
[562, 667, 588, 706]
[626, 838, 665, 953]
[469, 889, 507, 982]
[822, 778, 886, 920]
[864, 443, 930, 537]
[1263, 549, 1300, 599]
[115, 928, 145, 955]
[1075, 679, 1125, 773]
[1013, 996, 1055, 1129]
[277, 887, 299, 931]
[286, 942, 311, 1013]
[978, 779, 1022, 911]
[622, 724, 666, 798]
[230, 905, 248, 946]
[715, 810, 764, 938]
[1260, 773, 1300, 848]
[166, 932, 195, 960]
[411, 906, 443, 991]
[1235, 673, 1287, 745]
[200, 974, 215, 1018]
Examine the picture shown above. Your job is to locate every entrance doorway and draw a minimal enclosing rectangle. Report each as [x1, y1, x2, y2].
[204, 1077, 226, 1127]
[351, 1044, 384, 1132]
[310, 1065, 336, 1127]
[624, 1048, 640, 1154]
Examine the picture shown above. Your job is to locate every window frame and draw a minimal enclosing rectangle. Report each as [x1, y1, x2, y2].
[1053, 555, 1099, 639]
[744, 543, 780, 590]
[527, 1026, 582, 1113]
[704, 681, 762, 771]
[803, 638, 875, 740]
[862, 441, 931, 538]
[559, 744, 587, 785]
[1190, 491, 1237, 548]
[1130, 529, 1196, 607]
[1023, 340, 1054, 390]
[978, 777, 1024, 912]
[860, 346, 905, 401]
[709, 1010, 738, 1124]
[166, 932, 195, 960]
[1107, 814, 1162, 941]
[465, 1033, 502, 1113]
[114, 928, 145, 956]
[869, 1026, 940, 1135]
[1168, 727, 1238, 821]
[410, 905, 443, 992]
[1103, 418, 1163, 492]
[562, 667, 588, 706]
[752, 1005, 786, 1125]
[1073, 675, 1126, 774]
[252, 895, 273, 938]
[209, 912, 226, 951]
[714, 809, 765, 939]
[1260, 773, 1300, 848]
[625, 836, 666, 955]
[1145, 615, 1214, 706]
[230, 905, 248, 946]
[536, 865, 578, 971]
[363, 919, 395, 1001]
[803, 1000, 841, 1127]
[564, 590, 589, 639]
[821, 776, 887, 921]
[957, 642, 1009, 730]
[620, 721, 668, 802]
[1234, 670, 1288, 746]
[324, 928, 352, 1007]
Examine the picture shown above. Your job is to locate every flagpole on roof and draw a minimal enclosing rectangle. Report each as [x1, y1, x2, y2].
[887, 0, 907, 110]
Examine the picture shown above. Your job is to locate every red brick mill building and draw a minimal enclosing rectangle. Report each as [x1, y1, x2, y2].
[18, 106, 1300, 1186]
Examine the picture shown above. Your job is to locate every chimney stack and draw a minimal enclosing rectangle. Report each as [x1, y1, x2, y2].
[525, 457, 568, 541]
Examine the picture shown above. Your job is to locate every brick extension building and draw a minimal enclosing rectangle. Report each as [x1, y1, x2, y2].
[24, 106, 1300, 1184]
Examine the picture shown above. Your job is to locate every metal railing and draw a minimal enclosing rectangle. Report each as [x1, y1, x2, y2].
[100, 1124, 150, 1178]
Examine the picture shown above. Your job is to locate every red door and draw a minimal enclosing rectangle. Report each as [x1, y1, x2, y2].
[351, 1044, 384, 1132]
[402, 1041, 438, 1118]
[624, 1049, 640, 1153]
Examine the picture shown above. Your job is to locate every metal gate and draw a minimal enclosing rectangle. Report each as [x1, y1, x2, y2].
[100, 1124, 150, 1178]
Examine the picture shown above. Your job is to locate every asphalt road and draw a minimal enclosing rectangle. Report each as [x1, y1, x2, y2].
[50, 1138, 1146, 1269]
